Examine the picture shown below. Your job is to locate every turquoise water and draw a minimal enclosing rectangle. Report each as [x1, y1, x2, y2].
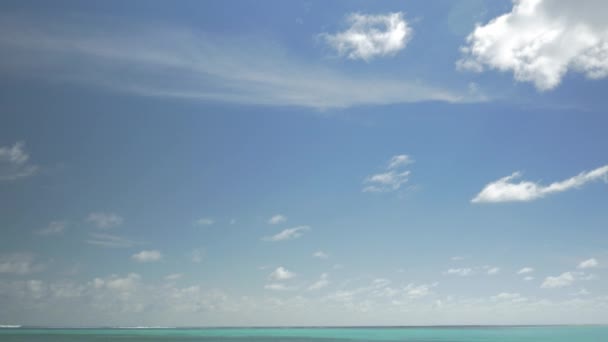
[0, 326, 607, 341]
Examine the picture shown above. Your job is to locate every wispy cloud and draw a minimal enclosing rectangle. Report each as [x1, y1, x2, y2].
[191, 249, 204, 263]
[0, 253, 42, 275]
[268, 214, 286, 225]
[444, 268, 473, 276]
[86, 212, 123, 229]
[0, 14, 474, 109]
[363, 154, 413, 193]
[86, 233, 139, 248]
[35, 220, 67, 236]
[321, 12, 412, 61]
[131, 250, 162, 263]
[472, 165, 608, 203]
[313, 251, 329, 259]
[195, 218, 214, 226]
[263, 226, 310, 242]
[0, 142, 38, 181]
[517, 267, 534, 275]
[308, 273, 329, 291]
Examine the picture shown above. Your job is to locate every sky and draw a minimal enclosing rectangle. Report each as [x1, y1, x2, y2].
[1, 0, 608, 327]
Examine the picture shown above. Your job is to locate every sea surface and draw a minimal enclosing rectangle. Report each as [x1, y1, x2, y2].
[1, 326, 607, 342]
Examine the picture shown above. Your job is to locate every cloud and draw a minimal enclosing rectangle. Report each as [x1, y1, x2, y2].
[313, 251, 329, 259]
[308, 273, 330, 291]
[0, 14, 472, 110]
[0, 142, 38, 181]
[404, 283, 435, 299]
[0, 253, 42, 275]
[487, 267, 500, 275]
[491, 292, 528, 303]
[86, 233, 139, 248]
[541, 272, 575, 288]
[263, 283, 293, 291]
[191, 249, 204, 263]
[363, 154, 413, 193]
[321, 12, 412, 61]
[524, 276, 535, 281]
[451, 256, 465, 261]
[195, 218, 214, 226]
[269, 267, 296, 281]
[268, 214, 286, 225]
[93, 273, 141, 293]
[578, 258, 599, 269]
[263, 226, 310, 242]
[132, 250, 162, 263]
[86, 212, 123, 229]
[444, 268, 473, 276]
[518, 267, 535, 274]
[472, 165, 608, 203]
[35, 221, 67, 236]
[458, 0, 608, 90]
[164, 273, 183, 281]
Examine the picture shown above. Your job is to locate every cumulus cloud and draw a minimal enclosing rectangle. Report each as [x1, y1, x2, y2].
[0, 142, 38, 181]
[308, 273, 330, 291]
[472, 165, 608, 203]
[165, 273, 183, 281]
[578, 258, 599, 269]
[404, 283, 435, 299]
[86, 233, 139, 248]
[263, 226, 310, 242]
[541, 272, 575, 288]
[86, 212, 123, 229]
[195, 218, 214, 226]
[518, 267, 535, 274]
[491, 292, 528, 303]
[131, 250, 162, 263]
[321, 12, 412, 61]
[0, 253, 42, 275]
[269, 267, 296, 281]
[268, 214, 286, 225]
[363, 154, 413, 193]
[35, 221, 67, 236]
[263, 283, 292, 291]
[313, 251, 329, 259]
[458, 0, 608, 90]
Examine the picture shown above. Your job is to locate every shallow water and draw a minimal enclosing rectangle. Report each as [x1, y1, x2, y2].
[1, 326, 607, 342]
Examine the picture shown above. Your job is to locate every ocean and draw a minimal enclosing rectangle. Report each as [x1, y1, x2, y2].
[0, 326, 607, 342]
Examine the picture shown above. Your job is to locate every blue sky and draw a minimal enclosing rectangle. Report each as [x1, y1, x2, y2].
[1, 0, 608, 326]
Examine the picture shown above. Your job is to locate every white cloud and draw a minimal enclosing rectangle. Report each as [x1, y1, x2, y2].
[472, 165, 608, 203]
[191, 249, 204, 263]
[404, 283, 435, 299]
[263, 226, 310, 242]
[269, 267, 296, 281]
[0, 253, 41, 275]
[491, 292, 527, 303]
[524, 276, 535, 281]
[195, 218, 214, 226]
[308, 273, 330, 291]
[458, 0, 608, 90]
[321, 12, 412, 61]
[0, 15, 473, 109]
[36, 220, 67, 236]
[518, 267, 535, 274]
[313, 251, 329, 259]
[131, 250, 162, 263]
[0, 142, 38, 181]
[487, 267, 500, 275]
[445, 268, 474, 276]
[268, 214, 286, 225]
[164, 273, 183, 281]
[263, 283, 292, 291]
[93, 273, 141, 293]
[578, 258, 599, 269]
[363, 154, 413, 193]
[86, 233, 139, 248]
[541, 272, 575, 288]
[451, 256, 465, 261]
[86, 212, 123, 229]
